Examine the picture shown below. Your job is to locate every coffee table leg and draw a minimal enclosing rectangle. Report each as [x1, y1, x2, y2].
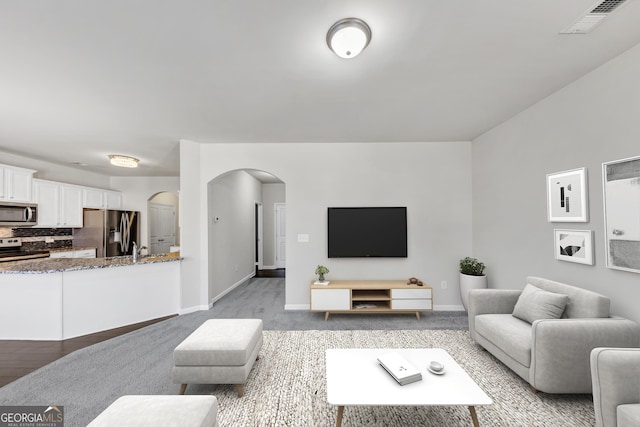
[336, 405, 344, 427]
[468, 406, 479, 427]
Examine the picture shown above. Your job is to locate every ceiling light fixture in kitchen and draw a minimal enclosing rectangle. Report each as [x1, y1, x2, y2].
[327, 18, 371, 59]
[108, 155, 139, 168]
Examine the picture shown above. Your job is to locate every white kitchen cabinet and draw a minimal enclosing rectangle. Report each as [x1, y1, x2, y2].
[82, 187, 122, 209]
[49, 250, 74, 259]
[73, 248, 96, 258]
[104, 190, 122, 209]
[50, 248, 96, 259]
[33, 179, 83, 227]
[0, 164, 36, 202]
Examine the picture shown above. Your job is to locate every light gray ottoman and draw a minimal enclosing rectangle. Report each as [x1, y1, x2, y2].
[172, 318, 263, 397]
[87, 395, 218, 427]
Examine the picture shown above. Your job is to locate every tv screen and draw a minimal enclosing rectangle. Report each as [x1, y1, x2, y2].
[328, 207, 408, 258]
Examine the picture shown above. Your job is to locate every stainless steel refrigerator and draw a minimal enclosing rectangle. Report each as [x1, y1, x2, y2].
[73, 209, 140, 258]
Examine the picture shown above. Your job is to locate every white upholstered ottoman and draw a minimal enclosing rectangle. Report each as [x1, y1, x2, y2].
[87, 395, 218, 427]
[172, 319, 263, 397]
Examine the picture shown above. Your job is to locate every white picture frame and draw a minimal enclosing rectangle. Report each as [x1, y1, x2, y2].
[546, 168, 588, 222]
[602, 155, 640, 273]
[554, 229, 594, 265]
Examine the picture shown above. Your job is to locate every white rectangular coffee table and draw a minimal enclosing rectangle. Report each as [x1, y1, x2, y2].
[326, 348, 492, 427]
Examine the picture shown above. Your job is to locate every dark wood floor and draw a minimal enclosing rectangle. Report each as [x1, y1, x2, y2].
[0, 315, 174, 388]
[255, 268, 285, 278]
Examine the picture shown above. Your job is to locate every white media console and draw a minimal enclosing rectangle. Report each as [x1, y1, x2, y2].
[310, 280, 433, 320]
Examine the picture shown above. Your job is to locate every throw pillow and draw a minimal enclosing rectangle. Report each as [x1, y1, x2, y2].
[512, 283, 569, 324]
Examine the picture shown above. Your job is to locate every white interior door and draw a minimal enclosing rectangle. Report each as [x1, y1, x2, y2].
[150, 203, 175, 254]
[255, 202, 263, 270]
[275, 203, 286, 268]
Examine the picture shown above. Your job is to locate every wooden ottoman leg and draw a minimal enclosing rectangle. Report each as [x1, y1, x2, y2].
[235, 384, 244, 397]
[179, 384, 188, 395]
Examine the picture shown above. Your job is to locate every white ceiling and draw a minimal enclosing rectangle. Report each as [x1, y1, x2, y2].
[1, 0, 640, 177]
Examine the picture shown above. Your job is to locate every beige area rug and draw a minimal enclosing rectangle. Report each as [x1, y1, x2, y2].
[186, 330, 595, 426]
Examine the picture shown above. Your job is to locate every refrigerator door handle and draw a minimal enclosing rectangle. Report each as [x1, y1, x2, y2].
[120, 212, 131, 253]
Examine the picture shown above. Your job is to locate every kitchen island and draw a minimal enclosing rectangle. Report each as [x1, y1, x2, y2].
[0, 252, 181, 340]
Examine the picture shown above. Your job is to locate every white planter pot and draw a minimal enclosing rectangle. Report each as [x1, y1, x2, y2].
[460, 273, 487, 311]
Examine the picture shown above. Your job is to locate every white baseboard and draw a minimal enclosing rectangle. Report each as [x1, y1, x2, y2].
[433, 304, 466, 311]
[261, 265, 277, 270]
[179, 305, 210, 315]
[285, 304, 310, 311]
[211, 272, 256, 305]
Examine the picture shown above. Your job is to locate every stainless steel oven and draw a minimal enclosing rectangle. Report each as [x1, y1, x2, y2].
[0, 202, 37, 226]
[0, 238, 49, 262]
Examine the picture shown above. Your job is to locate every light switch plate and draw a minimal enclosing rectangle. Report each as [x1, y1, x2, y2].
[297, 234, 310, 243]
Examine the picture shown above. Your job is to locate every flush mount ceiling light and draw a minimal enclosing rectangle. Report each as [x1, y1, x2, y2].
[108, 155, 139, 168]
[326, 18, 371, 59]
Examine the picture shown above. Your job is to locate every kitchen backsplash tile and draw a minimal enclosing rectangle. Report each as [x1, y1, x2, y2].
[12, 228, 73, 237]
[2, 227, 73, 251]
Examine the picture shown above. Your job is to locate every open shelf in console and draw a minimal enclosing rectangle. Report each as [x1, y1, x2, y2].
[351, 289, 390, 301]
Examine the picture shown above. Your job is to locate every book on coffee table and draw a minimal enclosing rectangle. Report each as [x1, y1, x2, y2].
[377, 352, 422, 385]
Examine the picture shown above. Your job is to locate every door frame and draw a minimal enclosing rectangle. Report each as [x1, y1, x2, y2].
[255, 201, 264, 270]
[275, 202, 286, 269]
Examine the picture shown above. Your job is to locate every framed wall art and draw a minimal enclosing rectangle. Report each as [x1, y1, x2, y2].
[546, 168, 588, 222]
[554, 229, 594, 265]
[602, 155, 640, 273]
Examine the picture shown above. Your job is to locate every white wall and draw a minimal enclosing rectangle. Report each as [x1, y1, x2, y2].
[180, 141, 472, 312]
[208, 170, 262, 302]
[472, 43, 640, 325]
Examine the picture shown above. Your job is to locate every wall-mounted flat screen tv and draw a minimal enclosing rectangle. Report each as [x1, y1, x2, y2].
[328, 207, 407, 258]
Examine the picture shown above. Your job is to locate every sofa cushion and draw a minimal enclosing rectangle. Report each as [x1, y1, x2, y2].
[512, 284, 568, 324]
[475, 314, 532, 367]
[527, 276, 610, 318]
[617, 404, 640, 427]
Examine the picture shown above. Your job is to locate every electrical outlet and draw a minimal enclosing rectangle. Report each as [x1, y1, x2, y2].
[235, 264, 239, 272]
[441, 280, 448, 289]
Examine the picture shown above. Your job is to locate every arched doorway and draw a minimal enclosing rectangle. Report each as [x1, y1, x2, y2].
[147, 191, 180, 254]
[207, 169, 285, 303]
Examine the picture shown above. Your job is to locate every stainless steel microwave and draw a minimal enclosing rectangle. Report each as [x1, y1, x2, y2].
[0, 202, 37, 226]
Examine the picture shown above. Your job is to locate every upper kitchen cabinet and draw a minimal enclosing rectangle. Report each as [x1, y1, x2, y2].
[82, 188, 122, 210]
[0, 164, 36, 203]
[33, 179, 83, 228]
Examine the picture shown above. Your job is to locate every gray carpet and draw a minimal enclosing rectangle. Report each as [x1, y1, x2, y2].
[207, 277, 469, 331]
[0, 278, 499, 426]
[0, 328, 594, 426]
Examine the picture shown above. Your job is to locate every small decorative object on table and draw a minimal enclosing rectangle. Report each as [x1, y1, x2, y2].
[315, 265, 330, 285]
[407, 277, 424, 286]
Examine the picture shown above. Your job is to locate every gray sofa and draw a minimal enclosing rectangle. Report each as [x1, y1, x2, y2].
[468, 276, 640, 394]
[591, 347, 640, 427]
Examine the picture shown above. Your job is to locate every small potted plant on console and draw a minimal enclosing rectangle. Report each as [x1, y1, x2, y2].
[459, 257, 487, 311]
[315, 265, 330, 284]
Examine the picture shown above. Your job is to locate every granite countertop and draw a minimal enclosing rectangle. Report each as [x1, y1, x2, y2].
[0, 251, 181, 274]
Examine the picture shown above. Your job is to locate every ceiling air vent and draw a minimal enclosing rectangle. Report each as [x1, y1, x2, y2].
[560, 0, 629, 34]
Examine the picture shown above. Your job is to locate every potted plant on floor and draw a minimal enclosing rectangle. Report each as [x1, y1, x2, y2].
[459, 257, 487, 311]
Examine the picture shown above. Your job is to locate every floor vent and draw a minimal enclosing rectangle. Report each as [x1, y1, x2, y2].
[560, 0, 629, 34]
